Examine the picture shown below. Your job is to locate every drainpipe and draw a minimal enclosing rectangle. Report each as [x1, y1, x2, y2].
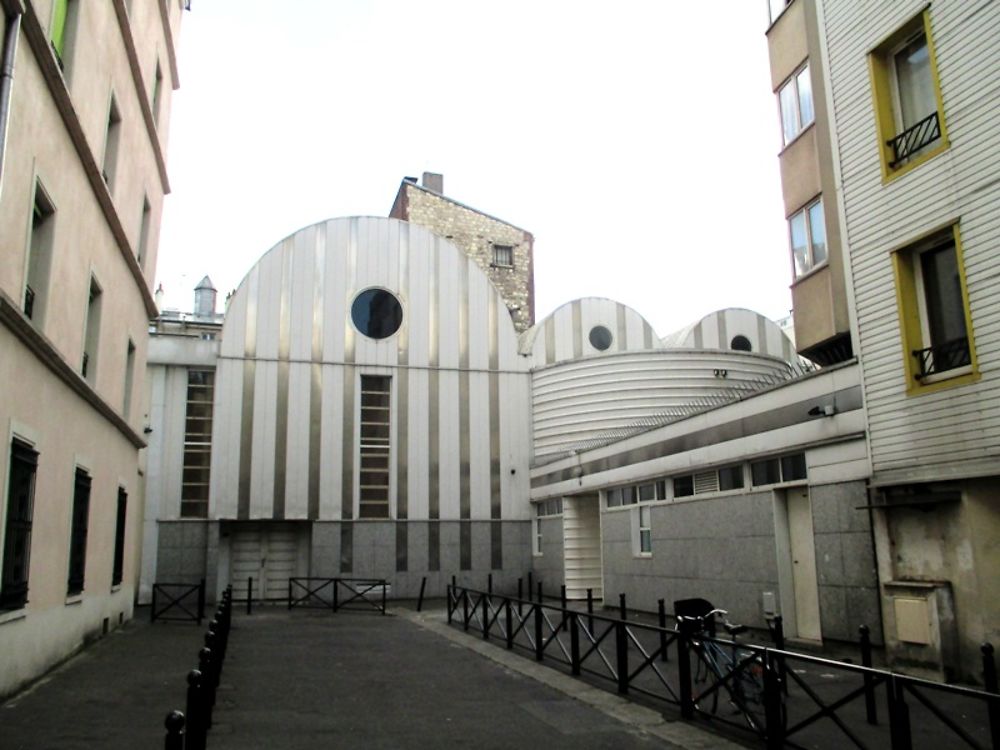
[0, 8, 23, 203]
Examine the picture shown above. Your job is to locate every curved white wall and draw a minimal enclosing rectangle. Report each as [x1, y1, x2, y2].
[209, 217, 532, 522]
[532, 349, 795, 461]
[520, 298, 660, 367]
[662, 307, 796, 362]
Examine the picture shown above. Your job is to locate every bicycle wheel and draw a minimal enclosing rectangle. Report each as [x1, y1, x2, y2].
[732, 650, 785, 736]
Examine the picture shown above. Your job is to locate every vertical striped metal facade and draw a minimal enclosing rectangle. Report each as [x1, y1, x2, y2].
[209, 218, 532, 524]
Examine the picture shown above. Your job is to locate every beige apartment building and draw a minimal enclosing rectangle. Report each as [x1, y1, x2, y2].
[0, 0, 185, 698]
[766, 0, 1000, 682]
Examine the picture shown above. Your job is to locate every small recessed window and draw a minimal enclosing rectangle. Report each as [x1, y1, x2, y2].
[351, 289, 403, 339]
[589, 325, 613, 351]
[731, 335, 752, 352]
[492, 244, 514, 268]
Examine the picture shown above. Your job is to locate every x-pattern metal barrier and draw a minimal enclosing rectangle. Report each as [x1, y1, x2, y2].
[332, 577, 388, 615]
[447, 584, 1000, 750]
[287, 577, 337, 611]
[151, 580, 206, 625]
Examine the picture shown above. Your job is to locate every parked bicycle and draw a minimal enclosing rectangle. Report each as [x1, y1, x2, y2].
[674, 598, 783, 735]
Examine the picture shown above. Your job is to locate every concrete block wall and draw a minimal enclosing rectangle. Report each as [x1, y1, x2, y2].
[156, 522, 210, 585]
[810, 481, 881, 642]
[530, 517, 566, 594]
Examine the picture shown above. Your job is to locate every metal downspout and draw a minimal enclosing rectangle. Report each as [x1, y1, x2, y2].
[0, 10, 22, 202]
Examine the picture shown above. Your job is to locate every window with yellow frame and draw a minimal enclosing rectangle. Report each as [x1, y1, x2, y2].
[892, 224, 978, 394]
[869, 9, 949, 181]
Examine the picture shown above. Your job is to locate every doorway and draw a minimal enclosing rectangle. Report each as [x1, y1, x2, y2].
[776, 487, 822, 641]
[563, 494, 603, 601]
[227, 523, 309, 601]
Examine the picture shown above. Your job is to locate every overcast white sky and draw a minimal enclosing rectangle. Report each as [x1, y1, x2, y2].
[157, 0, 791, 337]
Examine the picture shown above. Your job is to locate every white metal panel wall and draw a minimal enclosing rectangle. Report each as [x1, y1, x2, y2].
[822, 0, 1000, 477]
[520, 298, 661, 367]
[661, 308, 796, 362]
[208, 217, 532, 522]
[531, 350, 795, 461]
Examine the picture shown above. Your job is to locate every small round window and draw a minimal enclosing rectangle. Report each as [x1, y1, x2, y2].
[351, 288, 403, 339]
[731, 335, 752, 352]
[589, 325, 613, 351]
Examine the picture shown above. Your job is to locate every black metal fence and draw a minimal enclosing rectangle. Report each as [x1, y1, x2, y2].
[163, 585, 233, 750]
[151, 580, 206, 625]
[447, 583, 1000, 750]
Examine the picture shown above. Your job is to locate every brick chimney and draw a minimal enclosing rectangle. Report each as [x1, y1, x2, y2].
[421, 172, 443, 194]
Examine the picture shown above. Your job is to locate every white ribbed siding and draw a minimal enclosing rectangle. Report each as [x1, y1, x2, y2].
[823, 0, 1000, 478]
[208, 217, 532, 522]
[519, 298, 660, 366]
[531, 350, 794, 461]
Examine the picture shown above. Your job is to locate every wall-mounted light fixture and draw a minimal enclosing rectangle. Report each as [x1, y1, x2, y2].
[808, 404, 836, 417]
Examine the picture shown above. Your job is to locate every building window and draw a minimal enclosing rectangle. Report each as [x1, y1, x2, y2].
[151, 61, 164, 127]
[1, 439, 37, 611]
[892, 226, 976, 390]
[636, 505, 652, 556]
[731, 335, 752, 352]
[778, 64, 814, 145]
[351, 289, 403, 339]
[122, 339, 136, 418]
[533, 511, 543, 555]
[50, 0, 79, 71]
[82, 277, 102, 381]
[589, 325, 613, 352]
[359, 375, 391, 519]
[137, 197, 151, 269]
[869, 11, 948, 179]
[181, 370, 214, 518]
[673, 475, 694, 498]
[103, 94, 122, 189]
[112, 488, 127, 586]
[25, 182, 56, 324]
[751, 453, 806, 486]
[767, 0, 791, 25]
[789, 199, 826, 278]
[67, 467, 91, 595]
[719, 465, 745, 491]
[492, 244, 514, 268]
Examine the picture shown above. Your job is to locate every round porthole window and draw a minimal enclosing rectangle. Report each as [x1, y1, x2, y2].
[731, 335, 752, 352]
[589, 325, 613, 351]
[351, 288, 403, 339]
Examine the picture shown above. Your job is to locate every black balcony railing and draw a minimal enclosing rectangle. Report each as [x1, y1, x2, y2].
[888, 111, 941, 168]
[913, 337, 970, 380]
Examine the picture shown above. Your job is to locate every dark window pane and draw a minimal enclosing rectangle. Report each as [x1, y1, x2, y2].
[674, 475, 694, 498]
[67, 469, 91, 595]
[781, 454, 807, 481]
[351, 289, 403, 339]
[719, 465, 745, 491]
[589, 325, 613, 351]
[751, 459, 781, 486]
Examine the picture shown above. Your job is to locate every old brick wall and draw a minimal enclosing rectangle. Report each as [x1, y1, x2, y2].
[402, 184, 535, 333]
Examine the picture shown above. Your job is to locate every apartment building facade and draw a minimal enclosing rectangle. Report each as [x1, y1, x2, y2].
[0, 0, 184, 698]
[767, 0, 999, 681]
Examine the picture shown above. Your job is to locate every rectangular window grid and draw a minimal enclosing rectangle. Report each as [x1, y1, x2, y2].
[492, 244, 514, 268]
[67, 468, 91, 595]
[180, 370, 214, 518]
[359, 375, 391, 519]
[1, 440, 37, 611]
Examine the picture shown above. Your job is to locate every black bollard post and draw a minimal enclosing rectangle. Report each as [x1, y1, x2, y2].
[517, 577, 523, 616]
[198, 648, 215, 731]
[772, 614, 787, 696]
[534, 599, 544, 662]
[185, 669, 206, 750]
[488, 573, 493, 595]
[246, 577, 253, 615]
[527, 571, 533, 602]
[861, 625, 877, 725]
[619, 593, 627, 621]
[887, 674, 911, 750]
[446, 584, 453, 624]
[417, 576, 427, 612]
[658, 599, 669, 663]
[197, 578, 206, 625]
[505, 598, 514, 649]
[586, 588, 594, 635]
[208, 620, 224, 677]
[677, 618, 694, 720]
[482, 591, 490, 641]
[560, 585, 567, 630]
[570, 612, 581, 676]
[537, 581, 543, 604]
[151, 586, 158, 623]
[164, 710, 185, 750]
[764, 652, 785, 750]
[462, 588, 470, 631]
[616, 620, 629, 694]
[983, 643, 999, 749]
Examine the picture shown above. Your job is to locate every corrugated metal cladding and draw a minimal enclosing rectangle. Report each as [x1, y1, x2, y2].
[661, 308, 796, 362]
[531, 350, 795, 460]
[519, 298, 659, 366]
[209, 217, 532, 522]
[823, 0, 1000, 476]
